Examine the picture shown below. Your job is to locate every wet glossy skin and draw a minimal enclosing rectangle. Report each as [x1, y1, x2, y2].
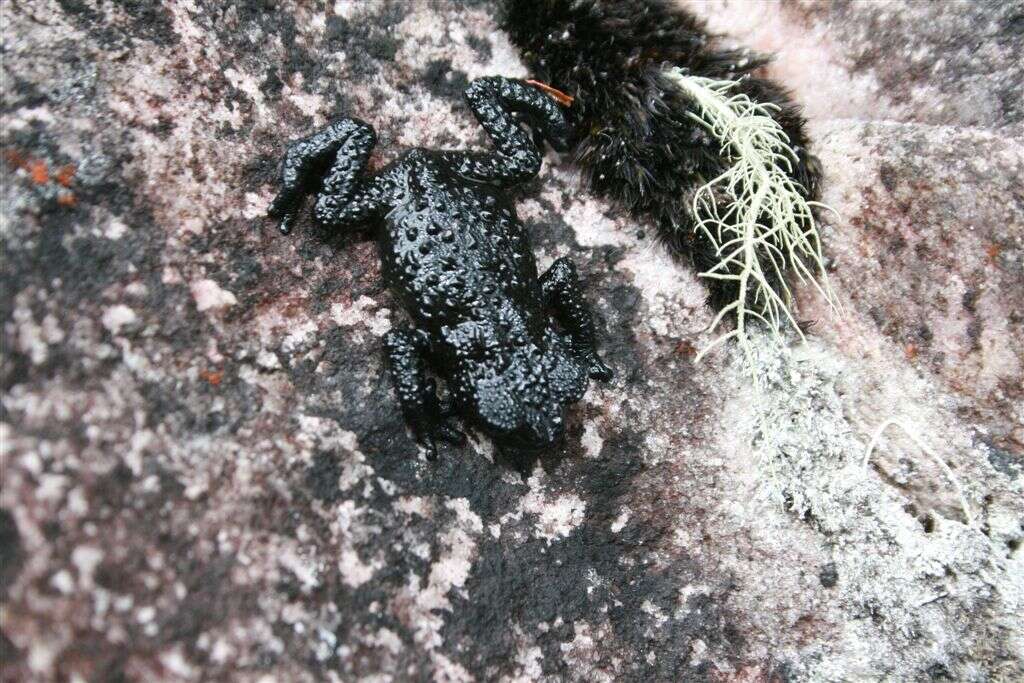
[269, 77, 612, 459]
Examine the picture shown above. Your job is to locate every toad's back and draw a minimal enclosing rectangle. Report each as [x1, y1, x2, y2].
[378, 149, 545, 331]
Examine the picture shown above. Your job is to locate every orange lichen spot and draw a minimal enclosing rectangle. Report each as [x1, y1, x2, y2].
[57, 191, 77, 207]
[905, 343, 918, 360]
[985, 243, 1002, 263]
[29, 159, 49, 185]
[55, 164, 76, 187]
[674, 340, 696, 357]
[200, 369, 224, 386]
[525, 79, 574, 106]
[3, 149, 28, 169]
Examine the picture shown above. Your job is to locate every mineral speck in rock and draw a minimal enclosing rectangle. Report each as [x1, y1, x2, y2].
[0, 509, 24, 596]
[819, 563, 838, 589]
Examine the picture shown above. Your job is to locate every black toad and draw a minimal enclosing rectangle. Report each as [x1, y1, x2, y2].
[269, 77, 612, 459]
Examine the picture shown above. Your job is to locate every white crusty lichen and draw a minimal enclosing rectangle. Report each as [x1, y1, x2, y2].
[717, 332, 1021, 679]
[862, 417, 976, 528]
[664, 70, 840, 371]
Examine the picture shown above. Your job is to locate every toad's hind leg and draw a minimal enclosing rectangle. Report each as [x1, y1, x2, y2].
[383, 328, 467, 460]
[540, 257, 613, 382]
[269, 118, 384, 234]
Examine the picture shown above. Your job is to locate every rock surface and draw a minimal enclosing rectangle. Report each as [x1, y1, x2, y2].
[1, 1, 1021, 681]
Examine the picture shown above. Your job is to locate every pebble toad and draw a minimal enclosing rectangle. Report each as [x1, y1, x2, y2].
[268, 77, 612, 459]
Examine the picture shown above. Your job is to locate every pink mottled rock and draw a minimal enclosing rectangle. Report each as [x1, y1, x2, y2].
[1, 1, 1021, 681]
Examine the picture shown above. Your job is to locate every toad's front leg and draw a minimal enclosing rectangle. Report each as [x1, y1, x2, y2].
[383, 328, 466, 460]
[269, 117, 386, 234]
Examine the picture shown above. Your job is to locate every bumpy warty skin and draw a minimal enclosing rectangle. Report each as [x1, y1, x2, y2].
[269, 76, 612, 458]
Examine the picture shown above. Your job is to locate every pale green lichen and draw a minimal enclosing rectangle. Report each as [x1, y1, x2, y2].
[664, 70, 840, 370]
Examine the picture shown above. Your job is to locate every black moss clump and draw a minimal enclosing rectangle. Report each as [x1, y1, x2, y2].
[501, 0, 821, 312]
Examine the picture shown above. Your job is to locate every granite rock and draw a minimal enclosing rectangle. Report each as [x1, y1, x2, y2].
[1, 1, 1021, 681]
